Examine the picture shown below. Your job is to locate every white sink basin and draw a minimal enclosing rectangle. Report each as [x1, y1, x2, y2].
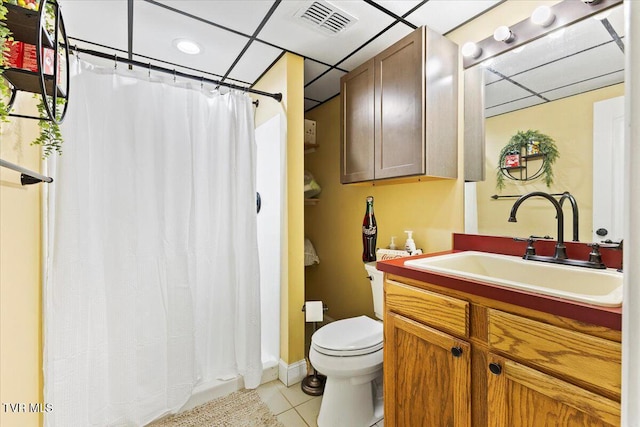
[404, 251, 623, 307]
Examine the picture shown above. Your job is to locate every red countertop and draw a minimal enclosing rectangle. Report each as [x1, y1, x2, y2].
[375, 233, 622, 331]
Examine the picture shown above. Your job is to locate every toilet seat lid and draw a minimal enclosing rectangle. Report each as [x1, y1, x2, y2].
[312, 315, 383, 356]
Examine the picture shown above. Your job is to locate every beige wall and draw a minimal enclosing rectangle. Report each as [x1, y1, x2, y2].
[304, 98, 464, 321]
[0, 97, 43, 427]
[253, 53, 306, 365]
[478, 84, 624, 242]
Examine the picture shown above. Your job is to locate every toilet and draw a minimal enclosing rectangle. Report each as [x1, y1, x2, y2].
[309, 262, 384, 427]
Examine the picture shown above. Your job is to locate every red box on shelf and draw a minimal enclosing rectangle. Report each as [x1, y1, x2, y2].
[3, 41, 24, 68]
[504, 154, 520, 168]
[21, 43, 55, 75]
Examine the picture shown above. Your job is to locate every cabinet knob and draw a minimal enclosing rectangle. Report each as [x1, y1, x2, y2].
[451, 346, 463, 357]
[489, 362, 502, 375]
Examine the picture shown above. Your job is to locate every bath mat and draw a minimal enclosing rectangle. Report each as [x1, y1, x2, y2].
[147, 389, 285, 427]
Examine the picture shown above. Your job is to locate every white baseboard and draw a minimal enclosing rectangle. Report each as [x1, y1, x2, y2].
[278, 358, 308, 387]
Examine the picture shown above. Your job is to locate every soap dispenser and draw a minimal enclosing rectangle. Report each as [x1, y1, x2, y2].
[404, 230, 417, 255]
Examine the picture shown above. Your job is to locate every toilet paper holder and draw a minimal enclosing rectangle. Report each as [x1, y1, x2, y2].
[301, 303, 328, 396]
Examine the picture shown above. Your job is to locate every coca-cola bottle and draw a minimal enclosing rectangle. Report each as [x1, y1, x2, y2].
[362, 196, 377, 262]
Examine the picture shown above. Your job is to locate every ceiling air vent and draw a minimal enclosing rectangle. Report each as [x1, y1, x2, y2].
[294, 1, 357, 36]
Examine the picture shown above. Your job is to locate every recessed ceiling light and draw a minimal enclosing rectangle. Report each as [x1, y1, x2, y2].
[173, 38, 202, 55]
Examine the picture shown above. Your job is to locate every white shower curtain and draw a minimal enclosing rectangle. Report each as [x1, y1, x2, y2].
[44, 59, 262, 427]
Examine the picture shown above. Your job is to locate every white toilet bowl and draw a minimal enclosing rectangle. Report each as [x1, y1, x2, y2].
[310, 315, 384, 427]
[309, 262, 385, 426]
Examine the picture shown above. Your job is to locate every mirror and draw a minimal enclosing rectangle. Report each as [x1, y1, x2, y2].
[467, 4, 625, 243]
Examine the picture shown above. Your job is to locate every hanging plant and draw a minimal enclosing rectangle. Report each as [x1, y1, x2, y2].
[496, 129, 559, 190]
[32, 95, 64, 157]
[0, 1, 12, 123]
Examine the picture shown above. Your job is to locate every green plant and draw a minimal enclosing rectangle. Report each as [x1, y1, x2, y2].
[1, 1, 12, 123]
[32, 95, 63, 157]
[496, 129, 559, 190]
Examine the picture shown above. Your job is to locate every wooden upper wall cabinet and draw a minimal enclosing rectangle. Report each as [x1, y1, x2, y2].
[340, 26, 458, 184]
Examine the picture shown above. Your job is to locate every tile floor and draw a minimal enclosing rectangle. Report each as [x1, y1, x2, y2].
[256, 380, 384, 427]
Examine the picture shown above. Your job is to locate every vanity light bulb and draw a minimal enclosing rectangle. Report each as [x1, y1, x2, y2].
[493, 26, 515, 43]
[461, 42, 482, 59]
[531, 6, 555, 27]
[580, 0, 602, 4]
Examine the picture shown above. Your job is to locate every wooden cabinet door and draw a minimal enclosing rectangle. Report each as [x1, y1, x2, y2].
[487, 353, 620, 427]
[384, 311, 471, 427]
[340, 58, 375, 183]
[374, 28, 425, 180]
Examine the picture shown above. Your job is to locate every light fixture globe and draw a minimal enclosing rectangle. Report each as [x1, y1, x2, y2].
[461, 42, 482, 59]
[531, 6, 556, 27]
[493, 25, 515, 43]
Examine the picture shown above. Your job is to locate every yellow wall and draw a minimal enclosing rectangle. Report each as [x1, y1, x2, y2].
[304, 99, 464, 321]
[253, 53, 306, 365]
[0, 97, 43, 427]
[478, 84, 624, 242]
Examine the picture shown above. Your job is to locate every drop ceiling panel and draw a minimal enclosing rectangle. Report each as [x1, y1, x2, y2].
[259, 1, 395, 65]
[374, 1, 424, 19]
[60, 0, 129, 51]
[132, 1, 248, 78]
[485, 79, 537, 109]
[485, 96, 545, 118]
[542, 70, 624, 101]
[489, 17, 615, 79]
[304, 68, 346, 102]
[600, 5, 625, 37]
[304, 60, 331, 85]
[305, 99, 321, 111]
[511, 43, 624, 95]
[338, 23, 414, 71]
[153, 0, 277, 35]
[227, 42, 283, 84]
[406, 0, 502, 35]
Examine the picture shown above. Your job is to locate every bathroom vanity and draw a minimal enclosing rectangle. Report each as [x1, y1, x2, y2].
[376, 234, 622, 427]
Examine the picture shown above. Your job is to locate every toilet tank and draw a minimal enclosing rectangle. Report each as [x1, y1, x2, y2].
[364, 262, 384, 320]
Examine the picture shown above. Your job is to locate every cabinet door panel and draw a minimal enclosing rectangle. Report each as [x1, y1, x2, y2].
[487, 353, 620, 427]
[340, 59, 375, 183]
[374, 28, 425, 179]
[384, 311, 470, 427]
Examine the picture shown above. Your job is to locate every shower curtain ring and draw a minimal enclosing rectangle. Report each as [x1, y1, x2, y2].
[114, 54, 118, 69]
[74, 44, 79, 58]
[200, 76, 204, 89]
[148, 62, 151, 78]
[173, 69, 176, 82]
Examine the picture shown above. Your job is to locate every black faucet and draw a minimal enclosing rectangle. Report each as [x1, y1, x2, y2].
[558, 192, 579, 242]
[508, 191, 607, 269]
[509, 191, 567, 260]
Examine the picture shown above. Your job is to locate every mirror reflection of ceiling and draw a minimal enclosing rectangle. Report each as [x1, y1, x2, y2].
[483, 5, 624, 118]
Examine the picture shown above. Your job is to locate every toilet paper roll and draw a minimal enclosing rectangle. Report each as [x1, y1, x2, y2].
[305, 301, 324, 322]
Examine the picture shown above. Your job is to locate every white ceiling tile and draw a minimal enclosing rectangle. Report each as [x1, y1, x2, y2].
[227, 42, 283, 84]
[374, 1, 424, 18]
[512, 43, 624, 94]
[59, 0, 129, 51]
[485, 79, 536, 109]
[598, 4, 624, 38]
[542, 70, 625, 101]
[154, 0, 277, 35]
[304, 69, 345, 102]
[490, 15, 617, 78]
[305, 99, 321, 111]
[132, 2, 248, 78]
[485, 96, 546, 118]
[338, 23, 413, 71]
[304, 60, 331, 85]
[259, 0, 394, 65]
[407, 0, 501, 35]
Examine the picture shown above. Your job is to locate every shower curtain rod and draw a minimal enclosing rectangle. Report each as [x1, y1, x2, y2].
[0, 158, 53, 185]
[70, 46, 283, 103]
